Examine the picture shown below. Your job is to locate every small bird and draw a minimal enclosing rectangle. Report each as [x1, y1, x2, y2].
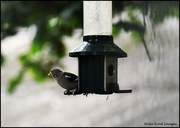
[48, 68, 78, 95]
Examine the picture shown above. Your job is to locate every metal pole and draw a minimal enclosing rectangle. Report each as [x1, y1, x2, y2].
[83, 1, 112, 36]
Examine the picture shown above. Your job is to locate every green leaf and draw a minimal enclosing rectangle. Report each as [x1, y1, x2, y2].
[28, 67, 45, 83]
[18, 54, 28, 65]
[1, 54, 5, 66]
[114, 21, 145, 34]
[50, 40, 66, 58]
[171, 7, 179, 18]
[131, 31, 142, 43]
[30, 42, 44, 55]
[149, 1, 179, 25]
[8, 76, 21, 93]
[127, 7, 142, 25]
[7, 70, 25, 94]
[112, 26, 121, 37]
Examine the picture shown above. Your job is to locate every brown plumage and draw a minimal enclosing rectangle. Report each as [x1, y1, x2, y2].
[48, 69, 78, 94]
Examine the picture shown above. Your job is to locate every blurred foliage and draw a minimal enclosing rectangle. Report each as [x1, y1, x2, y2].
[1, 53, 5, 65]
[7, 68, 26, 93]
[1, 1, 179, 93]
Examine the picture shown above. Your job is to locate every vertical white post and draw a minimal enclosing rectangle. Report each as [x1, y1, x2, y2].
[83, 1, 112, 36]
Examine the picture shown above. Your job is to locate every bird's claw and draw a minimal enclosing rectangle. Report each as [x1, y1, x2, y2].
[64, 89, 77, 96]
[64, 90, 69, 95]
[71, 89, 77, 96]
[64, 89, 90, 96]
[83, 93, 88, 97]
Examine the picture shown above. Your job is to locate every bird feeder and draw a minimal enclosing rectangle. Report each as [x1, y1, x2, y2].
[68, 1, 132, 95]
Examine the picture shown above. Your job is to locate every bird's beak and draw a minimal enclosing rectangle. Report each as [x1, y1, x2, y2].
[47, 72, 52, 77]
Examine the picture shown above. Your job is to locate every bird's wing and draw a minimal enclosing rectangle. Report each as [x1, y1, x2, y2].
[63, 72, 78, 82]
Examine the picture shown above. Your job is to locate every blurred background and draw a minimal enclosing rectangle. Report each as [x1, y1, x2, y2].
[1, 1, 179, 127]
